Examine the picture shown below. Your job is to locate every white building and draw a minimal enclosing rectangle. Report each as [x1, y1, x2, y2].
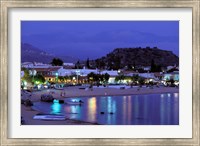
[21, 62, 34, 68]
[163, 71, 179, 81]
[63, 63, 75, 66]
[138, 73, 156, 79]
[143, 66, 151, 71]
[101, 70, 118, 84]
[56, 68, 120, 84]
[32, 64, 51, 68]
[21, 62, 51, 69]
[57, 68, 99, 77]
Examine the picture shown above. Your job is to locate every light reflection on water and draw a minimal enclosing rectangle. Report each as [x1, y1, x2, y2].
[32, 93, 179, 125]
[88, 97, 96, 122]
[50, 102, 61, 114]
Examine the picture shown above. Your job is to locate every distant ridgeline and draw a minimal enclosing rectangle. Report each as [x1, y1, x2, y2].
[21, 43, 179, 71]
[21, 43, 78, 63]
[88, 47, 179, 70]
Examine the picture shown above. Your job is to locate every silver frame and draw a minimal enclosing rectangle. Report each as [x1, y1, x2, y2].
[0, 0, 199, 145]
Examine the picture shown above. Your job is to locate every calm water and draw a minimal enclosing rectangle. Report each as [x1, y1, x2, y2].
[32, 93, 179, 125]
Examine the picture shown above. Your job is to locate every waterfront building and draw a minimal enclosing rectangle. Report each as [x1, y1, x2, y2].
[163, 71, 179, 81]
[21, 62, 179, 86]
[21, 62, 34, 68]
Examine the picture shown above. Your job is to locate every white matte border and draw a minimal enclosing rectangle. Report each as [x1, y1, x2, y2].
[8, 8, 192, 138]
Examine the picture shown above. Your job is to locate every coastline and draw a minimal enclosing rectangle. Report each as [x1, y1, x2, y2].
[26, 86, 179, 101]
[21, 86, 179, 125]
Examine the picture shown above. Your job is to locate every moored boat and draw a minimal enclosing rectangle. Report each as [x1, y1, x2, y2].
[54, 87, 64, 90]
[33, 114, 66, 121]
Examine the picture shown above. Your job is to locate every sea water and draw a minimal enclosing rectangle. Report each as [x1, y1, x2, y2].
[32, 93, 179, 125]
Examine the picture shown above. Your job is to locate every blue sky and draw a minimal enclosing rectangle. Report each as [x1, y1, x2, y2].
[21, 21, 179, 60]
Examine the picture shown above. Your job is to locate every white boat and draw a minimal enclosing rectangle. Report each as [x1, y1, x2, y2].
[54, 87, 64, 90]
[33, 114, 66, 121]
[53, 84, 64, 90]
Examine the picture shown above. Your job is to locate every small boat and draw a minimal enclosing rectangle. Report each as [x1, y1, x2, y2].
[54, 84, 64, 90]
[54, 87, 64, 90]
[33, 114, 66, 121]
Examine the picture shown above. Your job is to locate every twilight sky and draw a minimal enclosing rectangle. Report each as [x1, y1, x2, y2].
[21, 21, 179, 60]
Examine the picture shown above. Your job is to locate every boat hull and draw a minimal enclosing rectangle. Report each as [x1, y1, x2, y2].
[33, 114, 66, 121]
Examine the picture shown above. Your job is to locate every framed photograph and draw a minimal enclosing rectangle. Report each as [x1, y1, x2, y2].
[1, 0, 199, 145]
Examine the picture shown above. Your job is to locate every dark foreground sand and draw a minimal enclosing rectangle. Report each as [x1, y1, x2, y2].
[21, 86, 179, 125]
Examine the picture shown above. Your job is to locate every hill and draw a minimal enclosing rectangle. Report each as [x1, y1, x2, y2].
[92, 47, 179, 70]
[21, 43, 78, 63]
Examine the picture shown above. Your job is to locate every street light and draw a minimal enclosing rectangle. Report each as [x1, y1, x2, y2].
[118, 69, 122, 84]
[76, 70, 80, 84]
[29, 69, 36, 83]
[33, 70, 36, 81]
[55, 72, 58, 83]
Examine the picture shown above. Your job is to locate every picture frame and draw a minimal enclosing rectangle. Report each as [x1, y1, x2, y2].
[0, 0, 199, 145]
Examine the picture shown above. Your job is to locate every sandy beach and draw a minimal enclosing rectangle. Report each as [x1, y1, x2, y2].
[25, 86, 179, 102]
[21, 86, 179, 125]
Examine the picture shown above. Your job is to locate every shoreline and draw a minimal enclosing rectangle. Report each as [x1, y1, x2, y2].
[21, 86, 179, 125]
[26, 86, 179, 102]
[64, 90, 179, 99]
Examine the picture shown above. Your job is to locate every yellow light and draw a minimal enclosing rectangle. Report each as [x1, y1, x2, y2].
[23, 81, 27, 86]
[35, 81, 40, 84]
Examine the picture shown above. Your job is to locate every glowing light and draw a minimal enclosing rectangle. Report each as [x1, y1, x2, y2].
[51, 102, 61, 114]
[23, 81, 27, 86]
[35, 81, 40, 84]
[161, 94, 164, 98]
[72, 99, 77, 102]
[174, 93, 179, 98]
[44, 85, 48, 89]
[88, 97, 97, 122]
[70, 106, 78, 114]
[53, 99, 59, 103]
[37, 84, 41, 89]
[123, 96, 127, 99]
[167, 93, 171, 97]
[174, 81, 179, 86]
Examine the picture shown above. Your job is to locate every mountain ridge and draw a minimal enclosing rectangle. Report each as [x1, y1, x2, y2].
[21, 43, 78, 63]
[21, 43, 179, 70]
